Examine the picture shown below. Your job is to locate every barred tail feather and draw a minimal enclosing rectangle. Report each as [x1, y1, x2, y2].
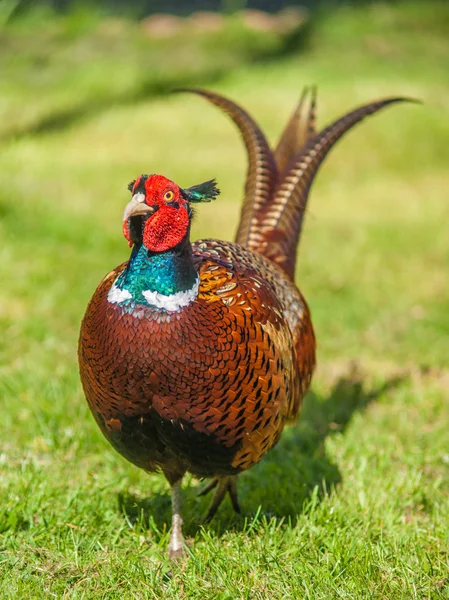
[258, 97, 415, 278]
[274, 86, 317, 177]
[181, 88, 415, 280]
[179, 88, 277, 249]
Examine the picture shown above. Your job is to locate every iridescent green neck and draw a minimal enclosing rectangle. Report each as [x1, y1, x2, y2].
[113, 243, 198, 306]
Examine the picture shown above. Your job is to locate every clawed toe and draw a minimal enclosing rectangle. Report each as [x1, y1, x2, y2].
[197, 478, 219, 497]
[200, 475, 241, 522]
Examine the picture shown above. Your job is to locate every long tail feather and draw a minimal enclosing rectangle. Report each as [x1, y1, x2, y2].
[274, 86, 317, 176]
[259, 97, 416, 278]
[178, 88, 277, 248]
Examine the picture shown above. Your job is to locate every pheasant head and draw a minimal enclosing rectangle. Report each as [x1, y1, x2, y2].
[110, 174, 220, 309]
[122, 174, 220, 251]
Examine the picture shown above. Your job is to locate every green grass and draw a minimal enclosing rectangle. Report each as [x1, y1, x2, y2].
[1, 2, 449, 597]
[0, 6, 301, 141]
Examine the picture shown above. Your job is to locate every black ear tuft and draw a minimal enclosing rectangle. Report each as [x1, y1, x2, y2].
[127, 180, 136, 192]
[182, 179, 220, 203]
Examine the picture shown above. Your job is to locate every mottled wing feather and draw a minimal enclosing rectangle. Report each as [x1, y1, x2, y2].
[196, 255, 292, 469]
[193, 239, 315, 422]
[180, 88, 277, 250]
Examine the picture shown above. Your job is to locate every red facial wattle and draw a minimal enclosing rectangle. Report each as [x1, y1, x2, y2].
[143, 205, 189, 252]
[122, 221, 133, 247]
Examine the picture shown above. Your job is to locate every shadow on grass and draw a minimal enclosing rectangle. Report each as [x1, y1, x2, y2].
[0, 71, 221, 144]
[118, 366, 405, 539]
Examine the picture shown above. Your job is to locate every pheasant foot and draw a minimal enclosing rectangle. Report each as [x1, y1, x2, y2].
[198, 475, 241, 522]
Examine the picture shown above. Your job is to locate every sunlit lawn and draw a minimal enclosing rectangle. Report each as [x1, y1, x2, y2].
[1, 3, 449, 598]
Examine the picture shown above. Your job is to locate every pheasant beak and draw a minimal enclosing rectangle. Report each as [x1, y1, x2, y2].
[123, 193, 157, 221]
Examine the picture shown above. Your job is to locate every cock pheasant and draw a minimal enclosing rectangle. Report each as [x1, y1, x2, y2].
[79, 88, 407, 559]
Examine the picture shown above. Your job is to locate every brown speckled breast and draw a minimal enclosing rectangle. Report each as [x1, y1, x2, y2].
[78, 239, 315, 479]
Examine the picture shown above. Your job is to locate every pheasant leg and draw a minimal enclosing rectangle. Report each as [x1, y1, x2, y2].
[199, 475, 241, 522]
[167, 480, 186, 560]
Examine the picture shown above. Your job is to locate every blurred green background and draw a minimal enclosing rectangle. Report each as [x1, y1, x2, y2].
[1, 1, 448, 598]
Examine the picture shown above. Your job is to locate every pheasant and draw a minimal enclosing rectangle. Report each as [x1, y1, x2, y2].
[78, 88, 408, 559]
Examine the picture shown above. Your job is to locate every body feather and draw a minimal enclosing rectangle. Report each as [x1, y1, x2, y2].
[80, 240, 314, 481]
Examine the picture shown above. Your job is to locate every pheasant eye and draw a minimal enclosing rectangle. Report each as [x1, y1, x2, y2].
[164, 190, 174, 202]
